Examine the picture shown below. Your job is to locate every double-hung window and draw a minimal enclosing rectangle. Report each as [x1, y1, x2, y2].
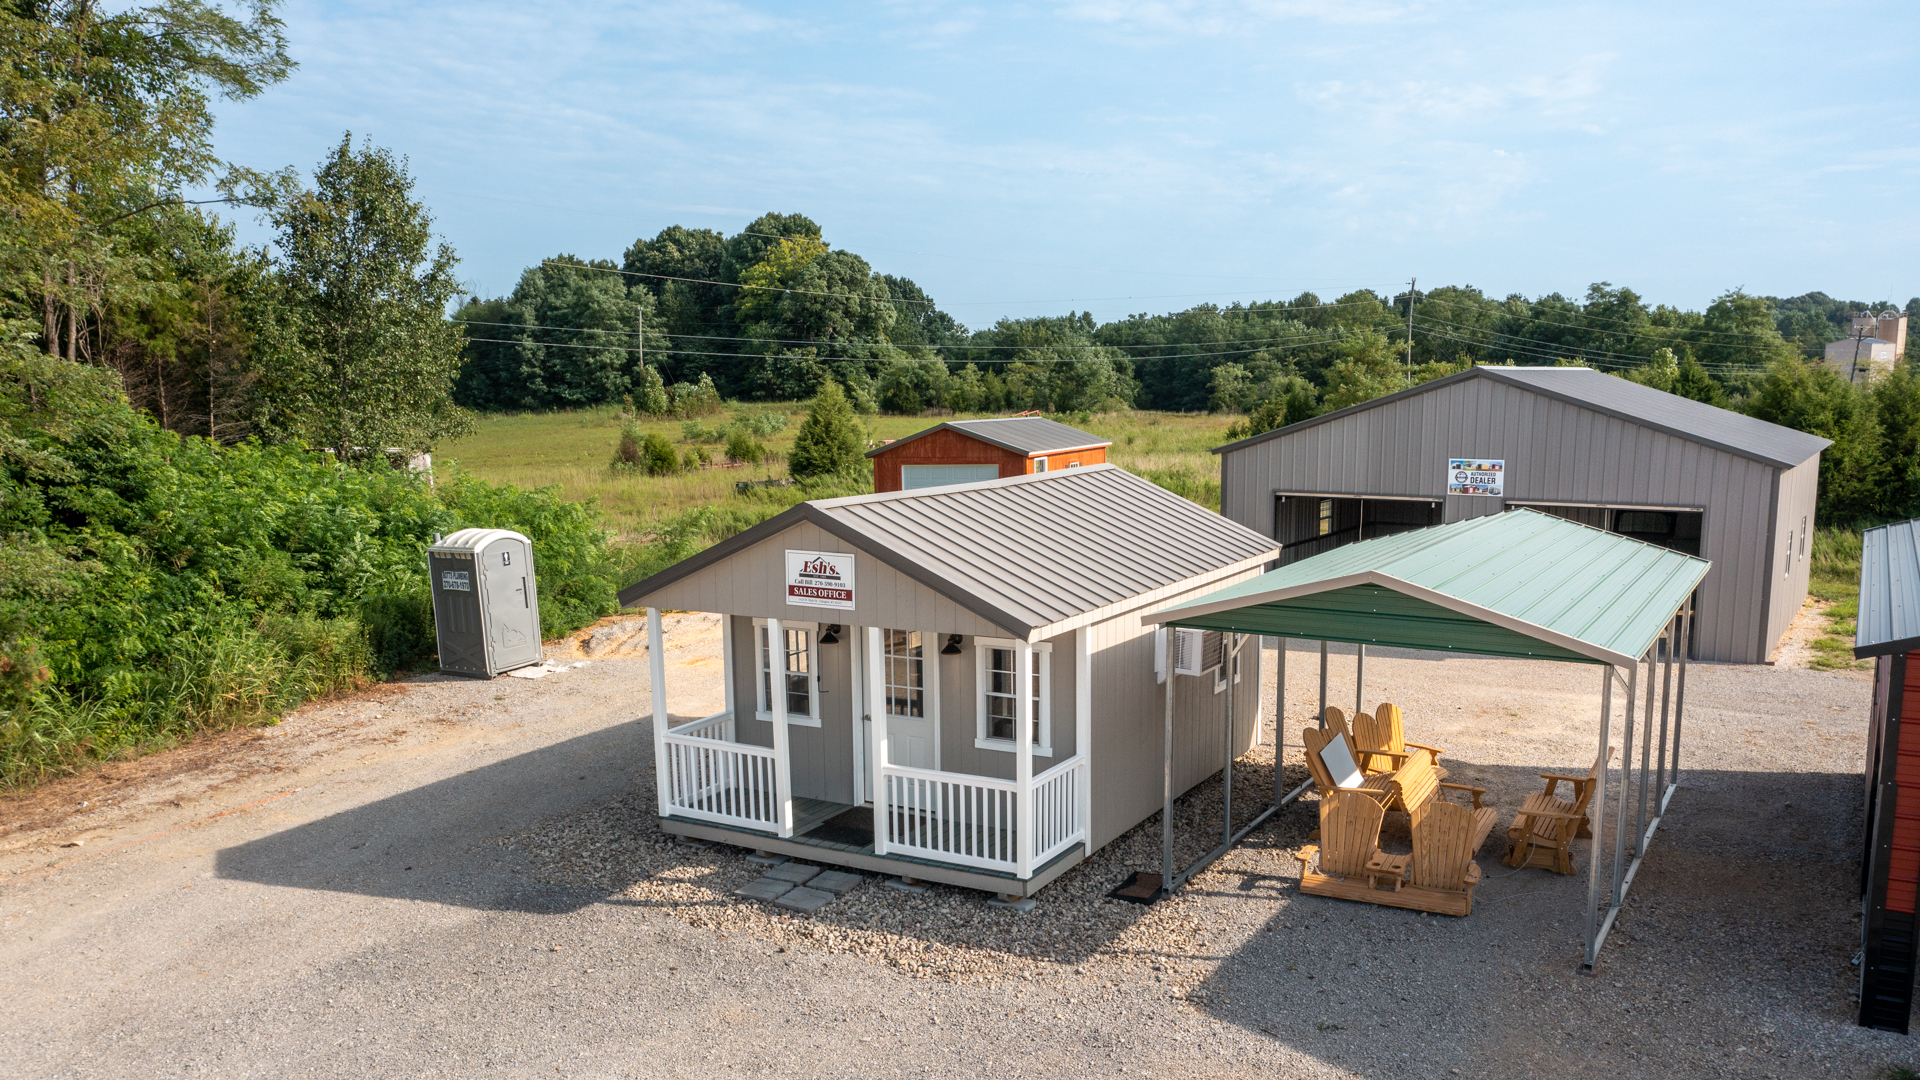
[883, 630, 925, 719]
[754, 619, 820, 726]
[975, 639, 1051, 756]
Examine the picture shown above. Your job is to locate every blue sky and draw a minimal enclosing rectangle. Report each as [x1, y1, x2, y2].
[209, 1, 1920, 329]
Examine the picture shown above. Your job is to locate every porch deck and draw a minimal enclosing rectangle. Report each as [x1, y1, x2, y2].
[660, 798, 1088, 899]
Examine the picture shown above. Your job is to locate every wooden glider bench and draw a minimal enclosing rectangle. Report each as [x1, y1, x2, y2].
[1295, 741, 1498, 916]
[1503, 749, 1612, 875]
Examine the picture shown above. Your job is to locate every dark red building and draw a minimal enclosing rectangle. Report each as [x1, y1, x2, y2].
[1857, 517, 1920, 1031]
[867, 417, 1111, 493]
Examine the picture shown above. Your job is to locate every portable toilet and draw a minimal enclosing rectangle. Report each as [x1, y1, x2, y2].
[428, 529, 543, 677]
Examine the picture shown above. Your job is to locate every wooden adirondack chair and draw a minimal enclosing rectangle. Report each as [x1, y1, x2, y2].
[1352, 703, 1447, 776]
[1503, 749, 1612, 875]
[1400, 799, 1489, 916]
[1302, 726, 1399, 806]
[1294, 790, 1408, 899]
[1384, 747, 1488, 818]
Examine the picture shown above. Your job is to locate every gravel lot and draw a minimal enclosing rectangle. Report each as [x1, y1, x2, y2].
[0, 614, 1911, 1079]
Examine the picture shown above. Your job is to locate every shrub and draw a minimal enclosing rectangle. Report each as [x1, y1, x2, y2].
[612, 422, 645, 468]
[640, 432, 679, 476]
[672, 372, 723, 417]
[789, 381, 866, 478]
[724, 429, 765, 464]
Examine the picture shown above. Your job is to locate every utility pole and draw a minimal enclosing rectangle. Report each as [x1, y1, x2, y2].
[1849, 320, 1868, 385]
[1404, 277, 1418, 384]
[637, 303, 645, 374]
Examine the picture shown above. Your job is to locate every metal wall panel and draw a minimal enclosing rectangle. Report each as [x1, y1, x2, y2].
[1216, 376, 1817, 662]
[1765, 455, 1821, 660]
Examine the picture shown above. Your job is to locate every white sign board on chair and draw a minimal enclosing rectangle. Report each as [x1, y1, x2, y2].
[785, 549, 856, 610]
[1446, 458, 1505, 497]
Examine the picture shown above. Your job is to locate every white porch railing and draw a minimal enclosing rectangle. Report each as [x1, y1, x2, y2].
[881, 765, 1019, 872]
[662, 711, 778, 830]
[1032, 756, 1088, 865]
[879, 755, 1086, 876]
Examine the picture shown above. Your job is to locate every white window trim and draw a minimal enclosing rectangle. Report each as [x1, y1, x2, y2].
[1213, 636, 1243, 694]
[974, 637, 1053, 757]
[753, 618, 822, 728]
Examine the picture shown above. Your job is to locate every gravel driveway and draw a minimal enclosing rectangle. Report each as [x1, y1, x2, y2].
[0, 618, 1909, 1079]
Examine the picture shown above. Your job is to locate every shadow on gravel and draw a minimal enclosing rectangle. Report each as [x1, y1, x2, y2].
[213, 716, 667, 914]
[1188, 763, 1884, 1080]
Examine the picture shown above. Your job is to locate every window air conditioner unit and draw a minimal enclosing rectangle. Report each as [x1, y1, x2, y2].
[1155, 627, 1208, 682]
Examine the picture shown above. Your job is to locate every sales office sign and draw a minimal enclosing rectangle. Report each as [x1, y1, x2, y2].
[786, 549, 856, 610]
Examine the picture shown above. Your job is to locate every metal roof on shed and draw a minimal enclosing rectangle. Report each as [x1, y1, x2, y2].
[1148, 508, 1709, 667]
[618, 464, 1277, 640]
[1856, 518, 1920, 658]
[865, 416, 1111, 459]
[1213, 365, 1829, 469]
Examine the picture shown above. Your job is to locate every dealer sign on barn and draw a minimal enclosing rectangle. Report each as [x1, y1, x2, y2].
[785, 549, 856, 610]
[1446, 458, 1505, 497]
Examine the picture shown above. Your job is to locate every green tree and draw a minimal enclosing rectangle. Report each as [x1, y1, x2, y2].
[0, 0, 293, 354]
[1745, 358, 1883, 525]
[1873, 361, 1920, 521]
[1320, 332, 1402, 411]
[253, 135, 470, 461]
[1672, 356, 1727, 406]
[789, 381, 864, 478]
[635, 365, 671, 416]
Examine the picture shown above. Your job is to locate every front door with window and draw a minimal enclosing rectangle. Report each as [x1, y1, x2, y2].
[882, 630, 936, 769]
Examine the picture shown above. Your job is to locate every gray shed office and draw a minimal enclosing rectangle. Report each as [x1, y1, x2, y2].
[1215, 365, 1829, 664]
[617, 465, 1276, 897]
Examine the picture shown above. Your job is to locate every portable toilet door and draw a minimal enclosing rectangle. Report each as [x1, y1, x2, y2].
[429, 528, 543, 677]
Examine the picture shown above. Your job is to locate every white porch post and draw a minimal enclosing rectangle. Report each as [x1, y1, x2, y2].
[1075, 628, 1092, 849]
[867, 627, 889, 855]
[721, 614, 736, 725]
[647, 607, 670, 817]
[1016, 642, 1035, 879]
[768, 617, 795, 838]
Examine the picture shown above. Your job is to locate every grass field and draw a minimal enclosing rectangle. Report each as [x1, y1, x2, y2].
[435, 406, 1235, 541]
[1806, 527, 1868, 671]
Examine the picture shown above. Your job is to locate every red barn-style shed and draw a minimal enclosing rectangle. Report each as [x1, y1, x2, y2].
[867, 417, 1111, 493]
[1857, 517, 1920, 1031]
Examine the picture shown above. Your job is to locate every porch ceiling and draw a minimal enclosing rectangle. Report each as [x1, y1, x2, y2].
[1148, 508, 1709, 667]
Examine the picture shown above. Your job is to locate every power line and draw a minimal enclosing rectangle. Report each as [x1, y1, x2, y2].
[452, 317, 1395, 354]
[540, 259, 1407, 313]
[456, 326, 1379, 366]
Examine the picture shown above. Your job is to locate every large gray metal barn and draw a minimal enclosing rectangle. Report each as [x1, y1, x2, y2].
[1215, 365, 1829, 664]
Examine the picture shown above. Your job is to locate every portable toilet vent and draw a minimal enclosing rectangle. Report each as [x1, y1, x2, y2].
[428, 528, 543, 677]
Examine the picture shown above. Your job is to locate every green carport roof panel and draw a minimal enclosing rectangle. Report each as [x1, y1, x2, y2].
[1171, 584, 1599, 664]
[1156, 509, 1710, 667]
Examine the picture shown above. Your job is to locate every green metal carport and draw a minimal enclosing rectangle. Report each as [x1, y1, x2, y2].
[1145, 508, 1710, 971]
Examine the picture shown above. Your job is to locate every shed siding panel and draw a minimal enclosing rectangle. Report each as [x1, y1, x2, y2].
[637, 521, 1011, 639]
[1084, 572, 1263, 850]
[1216, 376, 1811, 663]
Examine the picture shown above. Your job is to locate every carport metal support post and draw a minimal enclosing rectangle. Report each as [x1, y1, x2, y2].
[768, 617, 795, 838]
[1274, 639, 1287, 807]
[866, 627, 888, 856]
[1669, 602, 1693, 805]
[1162, 628, 1176, 897]
[1222, 634, 1236, 847]
[1582, 667, 1615, 970]
[1355, 644, 1366, 714]
[1636, 643, 1658, 857]
[1655, 615, 1676, 812]
[1610, 655, 1641, 909]
[1318, 640, 1329, 724]
[647, 607, 670, 817]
